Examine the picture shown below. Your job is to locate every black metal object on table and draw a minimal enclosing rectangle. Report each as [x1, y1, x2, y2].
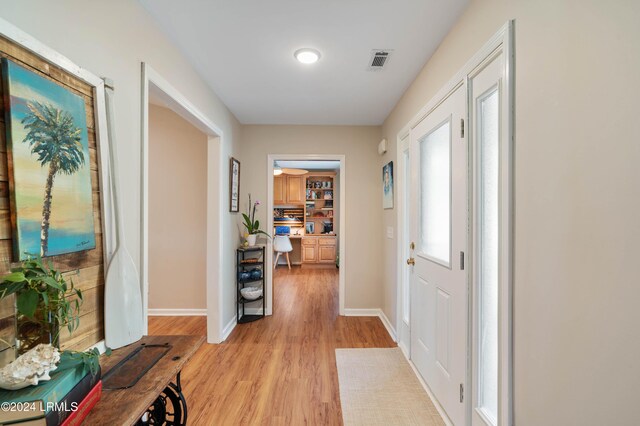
[102, 344, 172, 390]
[135, 372, 187, 426]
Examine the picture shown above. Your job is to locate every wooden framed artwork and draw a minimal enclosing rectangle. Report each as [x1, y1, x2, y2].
[2, 57, 95, 260]
[0, 19, 114, 357]
[229, 157, 240, 212]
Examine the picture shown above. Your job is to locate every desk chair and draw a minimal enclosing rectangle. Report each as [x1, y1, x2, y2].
[273, 235, 293, 269]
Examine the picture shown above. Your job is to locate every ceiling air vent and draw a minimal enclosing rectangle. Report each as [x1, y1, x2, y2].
[368, 49, 393, 71]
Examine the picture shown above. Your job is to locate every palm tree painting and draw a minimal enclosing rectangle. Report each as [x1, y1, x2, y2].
[2, 58, 95, 260]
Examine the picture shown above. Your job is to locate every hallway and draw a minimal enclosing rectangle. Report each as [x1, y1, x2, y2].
[149, 267, 396, 425]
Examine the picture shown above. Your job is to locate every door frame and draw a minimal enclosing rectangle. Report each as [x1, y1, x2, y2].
[141, 63, 225, 343]
[396, 134, 411, 357]
[396, 21, 514, 425]
[266, 154, 346, 315]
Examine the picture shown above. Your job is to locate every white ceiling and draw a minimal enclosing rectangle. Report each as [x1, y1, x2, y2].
[139, 0, 469, 125]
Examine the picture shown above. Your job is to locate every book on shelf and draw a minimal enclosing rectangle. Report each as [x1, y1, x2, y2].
[0, 366, 101, 426]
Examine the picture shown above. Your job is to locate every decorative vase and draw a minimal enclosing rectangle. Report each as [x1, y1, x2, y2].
[250, 269, 262, 280]
[247, 234, 257, 246]
[15, 295, 59, 356]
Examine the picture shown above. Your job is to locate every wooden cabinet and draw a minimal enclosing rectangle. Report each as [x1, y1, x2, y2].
[301, 236, 336, 264]
[318, 245, 336, 262]
[302, 245, 317, 262]
[274, 175, 305, 205]
[286, 176, 305, 204]
[274, 176, 286, 205]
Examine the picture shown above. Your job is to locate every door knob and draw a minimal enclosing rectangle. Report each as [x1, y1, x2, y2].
[406, 257, 415, 266]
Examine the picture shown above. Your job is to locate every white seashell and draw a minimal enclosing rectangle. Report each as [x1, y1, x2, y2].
[0, 344, 61, 390]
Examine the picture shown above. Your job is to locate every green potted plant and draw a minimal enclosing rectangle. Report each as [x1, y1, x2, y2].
[0, 256, 82, 355]
[242, 194, 270, 246]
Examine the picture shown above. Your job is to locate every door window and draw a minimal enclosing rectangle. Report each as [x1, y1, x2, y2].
[419, 119, 451, 266]
[477, 87, 499, 424]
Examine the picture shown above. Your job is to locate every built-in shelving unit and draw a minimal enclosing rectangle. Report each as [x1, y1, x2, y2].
[305, 173, 335, 235]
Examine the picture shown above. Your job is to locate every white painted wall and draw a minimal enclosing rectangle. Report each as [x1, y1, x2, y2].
[148, 105, 206, 310]
[241, 125, 382, 309]
[381, 0, 640, 423]
[0, 0, 242, 332]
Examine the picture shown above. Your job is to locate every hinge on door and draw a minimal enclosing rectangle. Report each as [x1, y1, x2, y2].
[460, 384, 464, 402]
[460, 251, 465, 270]
[460, 118, 465, 138]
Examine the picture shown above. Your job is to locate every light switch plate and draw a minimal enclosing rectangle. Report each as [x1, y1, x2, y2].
[386, 226, 394, 239]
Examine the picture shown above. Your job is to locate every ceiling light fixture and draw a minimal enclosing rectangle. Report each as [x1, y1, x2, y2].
[274, 164, 283, 176]
[294, 48, 320, 64]
[281, 168, 309, 175]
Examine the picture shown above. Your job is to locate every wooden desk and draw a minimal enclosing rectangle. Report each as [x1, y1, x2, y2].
[84, 335, 204, 425]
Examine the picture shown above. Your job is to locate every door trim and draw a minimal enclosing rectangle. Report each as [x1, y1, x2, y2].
[396, 21, 514, 426]
[266, 154, 346, 315]
[396, 134, 411, 357]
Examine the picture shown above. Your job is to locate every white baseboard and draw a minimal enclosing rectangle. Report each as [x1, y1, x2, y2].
[398, 340, 410, 359]
[377, 309, 397, 342]
[343, 308, 397, 342]
[221, 316, 236, 341]
[343, 308, 380, 316]
[147, 308, 207, 316]
[401, 349, 453, 426]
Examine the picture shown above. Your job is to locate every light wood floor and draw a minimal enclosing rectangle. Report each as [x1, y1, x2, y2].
[148, 266, 396, 425]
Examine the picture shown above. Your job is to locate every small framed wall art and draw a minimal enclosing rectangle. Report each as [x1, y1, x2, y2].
[229, 157, 241, 212]
[383, 161, 394, 209]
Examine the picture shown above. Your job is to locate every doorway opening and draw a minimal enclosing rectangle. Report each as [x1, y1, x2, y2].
[141, 63, 225, 343]
[265, 155, 346, 317]
[147, 101, 207, 318]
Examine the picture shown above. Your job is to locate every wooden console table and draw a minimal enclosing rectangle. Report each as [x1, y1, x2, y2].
[84, 335, 205, 425]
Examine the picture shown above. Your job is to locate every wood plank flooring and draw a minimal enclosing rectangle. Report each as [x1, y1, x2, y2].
[148, 266, 396, 425]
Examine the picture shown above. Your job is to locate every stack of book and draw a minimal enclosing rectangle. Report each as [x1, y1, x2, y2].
[0, 366, 101, 425]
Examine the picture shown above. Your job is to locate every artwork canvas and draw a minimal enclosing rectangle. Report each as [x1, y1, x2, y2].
[2, 58, 95, 260]
[305, 222, 315, 235]
[383, 161, 394, 209]
[229, 157, 240, 212]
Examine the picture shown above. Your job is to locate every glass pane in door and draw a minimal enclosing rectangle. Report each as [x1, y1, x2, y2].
[403, 149, 411, 323]
[478, 88, 499, 424]
[419, 119, 451, 265]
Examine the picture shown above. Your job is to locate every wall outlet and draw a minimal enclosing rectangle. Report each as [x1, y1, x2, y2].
[386, 226, 394, 239]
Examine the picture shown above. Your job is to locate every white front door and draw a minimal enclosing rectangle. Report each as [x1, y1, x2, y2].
[409, 83, 467, 425]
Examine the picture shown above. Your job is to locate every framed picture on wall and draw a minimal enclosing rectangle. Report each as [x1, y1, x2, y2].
[229, 157, 240, 212]
[2, 58, 96, 260]
[383, 161, 394, 209]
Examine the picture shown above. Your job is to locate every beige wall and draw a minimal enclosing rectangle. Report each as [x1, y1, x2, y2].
[240, 125, 382, 309]
[148, 105, 206, 310]
[381, 0, 640, 423]
[0, 0, 242, 333]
